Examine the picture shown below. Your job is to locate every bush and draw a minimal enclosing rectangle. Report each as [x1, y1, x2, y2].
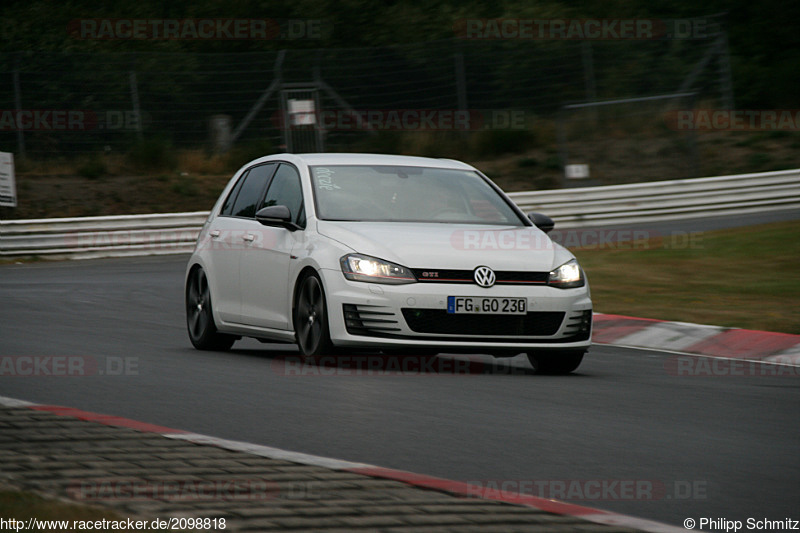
[746, 152, 772, 171]
[170, 175, 199, 197]
[544, 154, 562, 170]
[76, 155, 107, 180]
[127, 136, 177, 172]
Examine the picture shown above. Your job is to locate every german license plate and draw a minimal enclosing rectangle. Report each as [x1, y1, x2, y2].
[447, 296, 527, 315]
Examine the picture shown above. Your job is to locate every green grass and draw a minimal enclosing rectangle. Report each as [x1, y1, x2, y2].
[0, 488, 123, 524]
[0, 487, 193, 531]
[572, 220, 800, 334]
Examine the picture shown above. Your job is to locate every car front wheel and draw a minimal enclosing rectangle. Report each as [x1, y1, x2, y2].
[294, 273, 334, 361]
[186, 267, 236, 351]
[527, 350, 585, 374]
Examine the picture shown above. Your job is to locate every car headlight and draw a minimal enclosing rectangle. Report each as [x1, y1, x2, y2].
[547, 259, 585, 288]
[340, 254, 417, 284]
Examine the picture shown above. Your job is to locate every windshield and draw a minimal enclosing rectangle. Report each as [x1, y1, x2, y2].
[309, 165, 525, 225]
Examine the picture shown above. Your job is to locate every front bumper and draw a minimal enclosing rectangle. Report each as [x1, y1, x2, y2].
[320, 268, 592, 351]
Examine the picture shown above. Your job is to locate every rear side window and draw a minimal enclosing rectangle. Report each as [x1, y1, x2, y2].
[224, 163, 276, 218]
[260, 164, 305, 227]
[219, 170, 248, 217]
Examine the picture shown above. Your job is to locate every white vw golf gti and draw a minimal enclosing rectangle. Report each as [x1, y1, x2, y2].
[185, 153, 592, 373]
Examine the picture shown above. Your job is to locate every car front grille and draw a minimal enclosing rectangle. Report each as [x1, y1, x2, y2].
[401, 309, 565, 336]
[410, 269, 548, 285]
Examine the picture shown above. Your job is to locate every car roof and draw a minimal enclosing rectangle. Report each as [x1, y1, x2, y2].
[252, 153, 477, 171]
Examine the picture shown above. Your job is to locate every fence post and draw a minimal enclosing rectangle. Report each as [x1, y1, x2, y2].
[13, 54, 25, 158]
[231, 50, 286, 145]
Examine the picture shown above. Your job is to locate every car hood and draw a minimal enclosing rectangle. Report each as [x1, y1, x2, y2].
[316, 220, 570, 271]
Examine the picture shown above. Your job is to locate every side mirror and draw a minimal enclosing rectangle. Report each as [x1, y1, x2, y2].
[255, 205, 300, 231]
[527, 212, 554, 234]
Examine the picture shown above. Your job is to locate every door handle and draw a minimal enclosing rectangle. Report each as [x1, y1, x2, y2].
[242, 234, 255, 242]
[209, 230, 220, 238]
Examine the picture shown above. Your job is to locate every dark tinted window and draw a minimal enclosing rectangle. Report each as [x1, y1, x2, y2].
[260, 164, 305, 226]
[219, 170, 248, 217]
[230, 163, 276, 218]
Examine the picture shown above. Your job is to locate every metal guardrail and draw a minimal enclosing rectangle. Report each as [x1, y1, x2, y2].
[0, 212, 208, 259]
[1, 169, 799, 259]
[508, 169, 800, 227]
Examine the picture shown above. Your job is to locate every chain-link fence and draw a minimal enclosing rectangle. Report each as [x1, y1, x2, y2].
[0, 16, 732, 182]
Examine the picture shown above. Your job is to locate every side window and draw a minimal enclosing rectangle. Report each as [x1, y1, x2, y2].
[230, 163, 276, 218]
[260, 164, 305, 227]
[219, 170, 248, 217]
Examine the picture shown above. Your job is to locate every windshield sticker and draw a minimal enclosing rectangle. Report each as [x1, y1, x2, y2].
[315, 167, 341, 191]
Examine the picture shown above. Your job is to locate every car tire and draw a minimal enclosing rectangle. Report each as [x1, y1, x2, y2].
[294, 272, 335, 362]
[527, 350, 585, 374]
[186, 267, 236, 351]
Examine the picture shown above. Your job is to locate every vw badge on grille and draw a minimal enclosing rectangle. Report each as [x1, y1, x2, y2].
[474, 266, 496, 288]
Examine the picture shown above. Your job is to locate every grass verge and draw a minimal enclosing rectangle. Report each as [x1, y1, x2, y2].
[0, 487, 124, 526]
[573, 220, 800, 334]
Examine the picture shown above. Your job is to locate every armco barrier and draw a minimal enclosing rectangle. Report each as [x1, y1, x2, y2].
[1, 169, 799, 259]
[508, 168, 800, 227]
[0, 212, 208, 259]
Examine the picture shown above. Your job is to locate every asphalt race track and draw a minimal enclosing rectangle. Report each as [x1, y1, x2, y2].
[1, 211, 799, 528]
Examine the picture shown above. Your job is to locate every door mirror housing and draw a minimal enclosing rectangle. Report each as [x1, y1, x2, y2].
[255, 205, 301, 231]
[527, 212, 555, 233]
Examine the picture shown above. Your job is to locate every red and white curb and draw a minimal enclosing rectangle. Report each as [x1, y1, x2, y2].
[593, 313, 800, 366]
[0, 394, 684, 533]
